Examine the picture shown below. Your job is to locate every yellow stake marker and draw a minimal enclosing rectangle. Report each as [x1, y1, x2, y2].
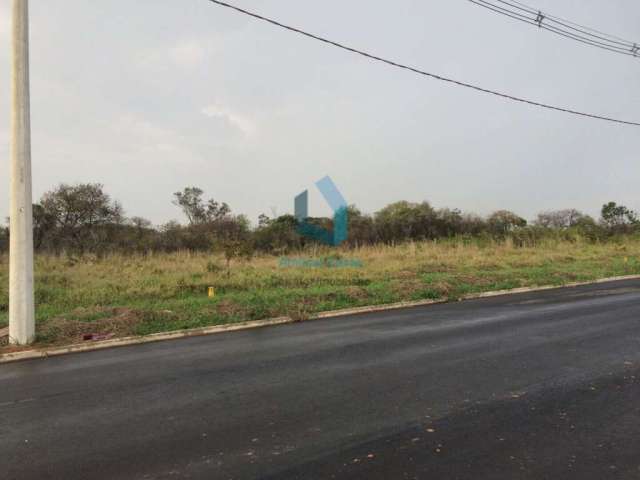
[208, 287, 216, 298]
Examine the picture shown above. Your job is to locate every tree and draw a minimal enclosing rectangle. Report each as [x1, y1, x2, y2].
[458, 213, 488, 236]
[157, 220, 186, 251]
[571, 215, 604, 241]
[254, 214, 302, 253]
[32, 203, 57, 249]
[487, 210, 527, 236]
[535, 209, 588, 229]
[38, 183, 124, 253]
[206, 199, 231, 222]
[435, 208, 464, 237]
[346, 206, 376, 246]
[0, 224, 8, 253]
[125, 217, 156, 252]
[173, 187, 230, 225]
[257, 214, 271, 228]
[375, 201, 438, 242]
[130, 216, 152, 230]
[221, 238, 254, 276]
[601, 202, 638, 232]
[173, 187, 206, 224]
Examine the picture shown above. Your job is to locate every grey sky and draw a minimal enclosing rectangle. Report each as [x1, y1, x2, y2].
[1, 0, 639, 225]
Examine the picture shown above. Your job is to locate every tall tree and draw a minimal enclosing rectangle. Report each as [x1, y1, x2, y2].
[535, 209, 588, 229]
[601, 202, 638, 231]
[39, 183, 124, 252]
[487, 210, 527, 235]
[173, 187, 231, 225]
[173, 187, 206, 225]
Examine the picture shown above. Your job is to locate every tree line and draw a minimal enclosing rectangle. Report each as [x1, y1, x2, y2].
[0, 183, 638, 256]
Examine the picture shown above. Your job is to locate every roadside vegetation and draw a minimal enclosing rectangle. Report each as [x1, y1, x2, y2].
[1, 183, 639, 351]
[1, 236, 640, 352]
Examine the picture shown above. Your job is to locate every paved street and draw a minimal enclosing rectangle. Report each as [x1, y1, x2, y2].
[2, 279, 640, 479]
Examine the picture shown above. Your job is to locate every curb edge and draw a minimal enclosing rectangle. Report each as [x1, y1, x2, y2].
[2, 274, 639, 364]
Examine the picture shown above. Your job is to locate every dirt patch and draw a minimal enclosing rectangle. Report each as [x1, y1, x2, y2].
[391, 278, 453, 300]
[553, 271, 581, 281]
[287, 297, 317, 322]
[345, 286, 369, 301]
[216, 299, 247, 318]
[391, 279, 427, 298]
[37, 307, 142, 346]
[417, 264, 454, 274]
[430, 281, 453, 297]
[396, 270, 418, 279]
[454, 274, 489, 286]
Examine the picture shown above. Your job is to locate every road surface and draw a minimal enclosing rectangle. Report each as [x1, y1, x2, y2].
[2, 279, 640, 479]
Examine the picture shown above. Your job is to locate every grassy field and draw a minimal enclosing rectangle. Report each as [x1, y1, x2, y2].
[1, 237, 640, 351]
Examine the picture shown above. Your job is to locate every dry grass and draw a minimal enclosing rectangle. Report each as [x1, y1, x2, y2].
[1, 236, 640, 350]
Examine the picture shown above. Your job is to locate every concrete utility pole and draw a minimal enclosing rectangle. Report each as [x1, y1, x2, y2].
[9, 0, 35, 345]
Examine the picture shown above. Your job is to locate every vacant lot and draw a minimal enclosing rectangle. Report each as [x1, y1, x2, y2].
[1, 237, 640, 351]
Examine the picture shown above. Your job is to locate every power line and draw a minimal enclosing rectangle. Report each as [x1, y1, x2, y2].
[471, 0, 639, 58]
[206, 0, 639, 127]
[502, 0, 633, 47]
[470, 0, 635, 57]
[506, 0, 634, 44]
[492, 0, 635, 50]
[498, 0, 638, 52]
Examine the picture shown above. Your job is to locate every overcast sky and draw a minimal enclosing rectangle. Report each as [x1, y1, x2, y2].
[1, 0, 638, 225]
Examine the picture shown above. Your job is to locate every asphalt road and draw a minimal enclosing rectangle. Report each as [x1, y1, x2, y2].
[2, 279, 640, 479]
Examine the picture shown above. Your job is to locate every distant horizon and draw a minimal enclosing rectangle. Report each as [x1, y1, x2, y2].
[4, 179, 631, 229]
